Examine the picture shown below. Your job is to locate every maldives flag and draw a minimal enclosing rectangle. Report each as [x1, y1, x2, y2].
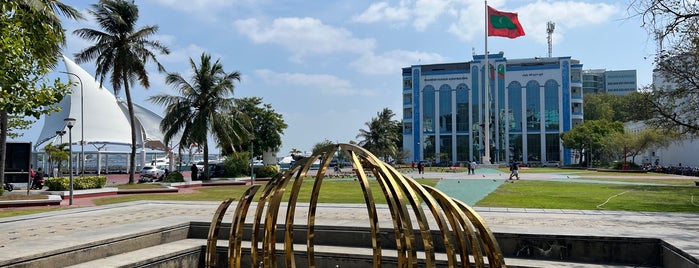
[487, 6, 525, 39]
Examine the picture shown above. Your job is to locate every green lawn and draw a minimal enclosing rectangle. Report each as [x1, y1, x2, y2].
[477, 180, 699, 213]
[93, 178, 440, 206]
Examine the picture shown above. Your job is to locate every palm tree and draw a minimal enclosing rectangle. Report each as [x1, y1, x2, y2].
[148, 53, 250, 180]
[73, 0, 169, 183]
[356, 108, 400, 161]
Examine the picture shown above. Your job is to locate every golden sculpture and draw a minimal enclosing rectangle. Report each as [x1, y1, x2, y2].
[206, 143, 505, 267]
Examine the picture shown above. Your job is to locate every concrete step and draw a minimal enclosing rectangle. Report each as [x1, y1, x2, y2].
[66, 239, 205, 268]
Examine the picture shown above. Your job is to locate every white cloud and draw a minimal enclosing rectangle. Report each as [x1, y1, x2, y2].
[148, 0, 234, 12]
[351, 2, 410, 24]
[517, 1, 618, 44]
[233, 17, 376, 61]
[350, 50, 445, 75]
[254, 69, 375, 96]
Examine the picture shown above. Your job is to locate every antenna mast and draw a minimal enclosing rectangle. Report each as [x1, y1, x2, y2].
[546, 21, 555, 57]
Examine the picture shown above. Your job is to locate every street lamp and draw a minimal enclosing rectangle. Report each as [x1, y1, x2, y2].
[61, 71, 84, 176]
[250, 137, 255, 185]
[65, 118, 76, 205]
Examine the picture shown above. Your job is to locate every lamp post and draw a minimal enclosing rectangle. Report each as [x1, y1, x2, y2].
[250, 137, 255, 185]
[61, 71, 84, 176]
[65, 118, 76, 205]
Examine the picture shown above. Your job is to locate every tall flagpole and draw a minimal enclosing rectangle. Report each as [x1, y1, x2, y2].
[483, 0, 491, 164]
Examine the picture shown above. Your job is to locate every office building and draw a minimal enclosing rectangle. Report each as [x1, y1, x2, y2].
[402, 53, 583, 166]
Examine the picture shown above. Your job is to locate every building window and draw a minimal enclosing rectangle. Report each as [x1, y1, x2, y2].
[527, 134, 541, 162]
[403, 108, 412, 119]
[508, 82, 522, 132]
[525, 80, 541, 131]
[439, 135, 452, 164]
[456, 84, 469, 132]
[422, 86, 435, 133]
[457, 135, 470, 162]
[509, 134, 522, 161]
[404, 122, 412, 134]
[439, 84, 453, 132]
[546, 134, 560, 161]
[403, 78, 412, 88]
[544, 80, 559, 130]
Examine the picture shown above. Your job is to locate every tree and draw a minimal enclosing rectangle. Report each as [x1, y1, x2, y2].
[0, 0, 80, 190]
[311, 139, 334, 155]
[44, 142, 69, 175]
[149, 53, 249, 180]
[73, 0, 170, 184]
[356, 108, 400, 161]
[632, 0, 699, 135]
[227, 97, 287, 158]
[561, 120, 624, 166]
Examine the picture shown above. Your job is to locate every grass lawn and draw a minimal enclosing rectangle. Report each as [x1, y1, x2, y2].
[477, 180, 699, 213]
[93, 178, 440, 206]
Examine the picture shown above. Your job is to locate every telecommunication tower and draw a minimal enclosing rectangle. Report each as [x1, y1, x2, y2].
[546, 21, 555, 57]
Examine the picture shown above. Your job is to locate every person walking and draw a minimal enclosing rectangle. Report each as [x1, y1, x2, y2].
[469, 161, 477, 175]
[417, 161, 424, 174]
[509, 161, 520, 180]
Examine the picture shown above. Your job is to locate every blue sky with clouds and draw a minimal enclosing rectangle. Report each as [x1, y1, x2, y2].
[15, 0, 657, 155]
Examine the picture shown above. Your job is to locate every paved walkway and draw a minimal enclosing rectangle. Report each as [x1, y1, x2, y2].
[1, 169, 698, 266]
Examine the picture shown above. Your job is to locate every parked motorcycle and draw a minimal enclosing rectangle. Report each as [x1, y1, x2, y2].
[3, 182, 13, 192]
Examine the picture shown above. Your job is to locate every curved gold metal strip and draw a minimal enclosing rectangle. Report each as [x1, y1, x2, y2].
[339, 146, 382, 267]
[304, 145, 337, 268]
[282, 160, 315, 267]
[423, 185, 484, 267]
[360, 152, 416, 267]
[205, 197, 235, 268]
[380, 164, 436, 267]
[250, 169, 287, 266]
[264, 155, 321, 267]
[229, 185, 261, 268]
[402, 176, 458, 267]
[453, 199, 506, 268]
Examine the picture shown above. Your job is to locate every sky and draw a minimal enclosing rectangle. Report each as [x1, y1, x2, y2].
[13, 0, 658, 156]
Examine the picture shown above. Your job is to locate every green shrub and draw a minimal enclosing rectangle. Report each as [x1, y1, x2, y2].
[45, 176, 107, 191]
[253, 165, 280, 178]
[164, 171, 184, 183]
[224, 152, 251, 177]
[610, 161, 641, 170]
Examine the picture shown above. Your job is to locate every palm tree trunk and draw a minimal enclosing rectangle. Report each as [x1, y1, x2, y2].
[0, 111, 8, 191]
[203, 143, 209, 180]
[124, 81, 137, 184]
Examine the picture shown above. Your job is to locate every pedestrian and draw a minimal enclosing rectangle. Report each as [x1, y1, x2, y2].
[190, 163, 199, 181]
[411, 161, 416, 172]
[509, 161, 520, 180]
[417, 161, 424, 174]
[470, 161, 477, 175]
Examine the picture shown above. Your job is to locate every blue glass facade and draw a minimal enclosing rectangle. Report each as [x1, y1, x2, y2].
[403, 54, 582, 165]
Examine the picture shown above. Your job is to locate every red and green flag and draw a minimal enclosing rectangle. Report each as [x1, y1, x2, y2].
[487, 6, 525, 39]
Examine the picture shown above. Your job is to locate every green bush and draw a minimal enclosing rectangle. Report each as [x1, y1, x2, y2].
[164, 171, 184, 183]
[610, 161, 642, 170]
[224, 152, 251, 177]
[254, 165, 280, 178]
[45, 176, 107, 191]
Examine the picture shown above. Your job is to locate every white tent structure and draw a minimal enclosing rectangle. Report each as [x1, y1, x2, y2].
[35, 56, 170, 173]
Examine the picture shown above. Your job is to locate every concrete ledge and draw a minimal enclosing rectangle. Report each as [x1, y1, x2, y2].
[0, 195, 62, 208]
[117, 188, 179, 195]
[47, 187, 119, 200]
[161, 181, 203, 188]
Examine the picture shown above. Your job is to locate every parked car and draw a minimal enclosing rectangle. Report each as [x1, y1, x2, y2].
[139, 165, 166, 182]
[543, 161, 560, 167]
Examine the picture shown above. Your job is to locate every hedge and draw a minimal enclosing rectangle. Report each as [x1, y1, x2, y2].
[45, 176, 107, 191]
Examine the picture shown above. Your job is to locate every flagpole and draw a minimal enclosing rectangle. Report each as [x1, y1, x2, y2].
[483, 0, 491, 164]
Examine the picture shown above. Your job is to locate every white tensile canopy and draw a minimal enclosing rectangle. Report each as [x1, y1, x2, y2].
[35, 56, 170, 171]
